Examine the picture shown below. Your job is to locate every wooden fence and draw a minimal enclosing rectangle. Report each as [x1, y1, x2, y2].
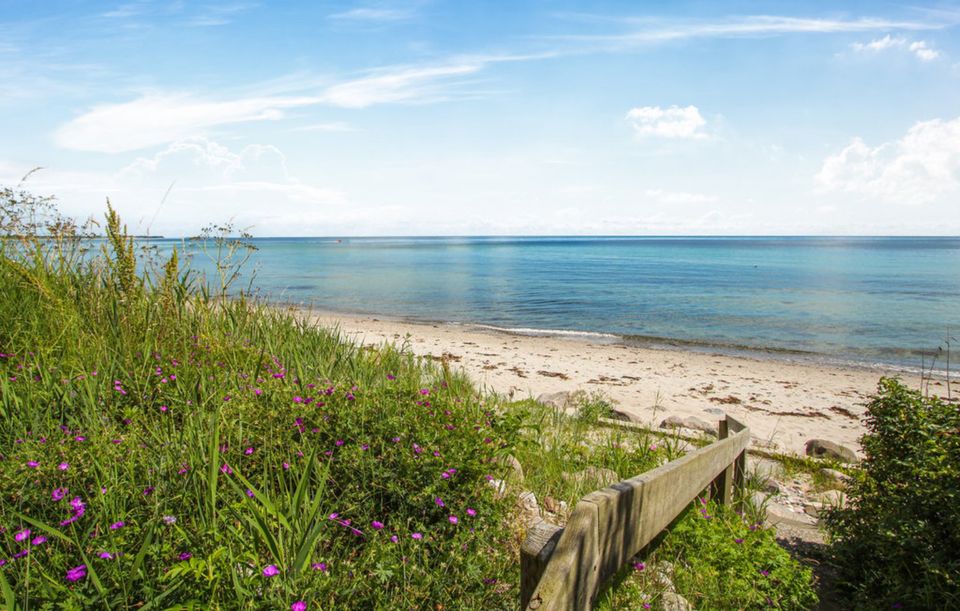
[520, 416, 749, 610]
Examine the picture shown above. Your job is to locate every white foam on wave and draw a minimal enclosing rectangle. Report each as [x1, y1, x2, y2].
[463, 323, 620, 342]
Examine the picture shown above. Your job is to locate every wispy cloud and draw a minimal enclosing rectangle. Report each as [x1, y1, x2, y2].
[55, 54, 546, 151]
[101, 1, 256, 27]
[328, 7, 416, 23]
[55, 94, 320, 153]
[547, 14, 947, 48]
[850, 35, 941, 61]
[186, 2, 258, 27]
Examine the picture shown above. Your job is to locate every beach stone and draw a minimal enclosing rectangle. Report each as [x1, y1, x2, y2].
[516, 491, 540, 526]
[751, 457, 786, 480]
[682, 416, 719, 437]
[762, 478, 781, 494]
[805, 439, 858, 463]
[542, 495, 568, 515]
[537, 391, 572, 411]
[804, 502, 823, 519]
[820, 468, 851, 487]
[660, 592, 693, 611]
[659, 415, 686, 430]
[703, 407, 726, 416]
[610, 407, 643, 423]
[765, 501, 817, 527]
[561, 466, 620, 488]
[502, 454, 524, 483]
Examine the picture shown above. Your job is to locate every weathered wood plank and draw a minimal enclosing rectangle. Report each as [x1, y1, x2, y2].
[524, 499, 600, 610]
[522, 417, 750, 610]
[521, 521, 563, 608]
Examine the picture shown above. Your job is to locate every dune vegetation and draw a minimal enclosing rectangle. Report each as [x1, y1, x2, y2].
[0, 186, 817, 609]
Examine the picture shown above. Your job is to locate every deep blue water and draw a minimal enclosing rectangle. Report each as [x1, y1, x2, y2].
[160, 236, 960, 373]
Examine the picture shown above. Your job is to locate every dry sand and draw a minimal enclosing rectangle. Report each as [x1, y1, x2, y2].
[299, 309, 937, 457]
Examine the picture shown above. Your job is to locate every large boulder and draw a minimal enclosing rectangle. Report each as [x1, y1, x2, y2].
[805, 439, 858, 463]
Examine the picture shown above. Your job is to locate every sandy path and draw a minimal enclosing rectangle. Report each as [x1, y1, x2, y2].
[297, 309, 938, 456]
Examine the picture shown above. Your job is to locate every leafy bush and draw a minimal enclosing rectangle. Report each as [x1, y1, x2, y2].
[596, 500, 818, 610]
[824, 377, 960, 609]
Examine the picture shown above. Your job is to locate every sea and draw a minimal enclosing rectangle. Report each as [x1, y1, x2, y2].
[158, 236, 960, 376]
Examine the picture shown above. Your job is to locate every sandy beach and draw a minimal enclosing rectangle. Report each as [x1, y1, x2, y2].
[297, 308, 944, 457]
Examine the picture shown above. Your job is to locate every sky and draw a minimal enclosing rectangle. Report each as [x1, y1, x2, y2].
[1, 1, 959, 236]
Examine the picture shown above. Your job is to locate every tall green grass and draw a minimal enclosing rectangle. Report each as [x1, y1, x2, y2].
[0, 196, 521, 608]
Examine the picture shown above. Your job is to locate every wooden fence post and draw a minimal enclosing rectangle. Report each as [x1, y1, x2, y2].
[521, 521, 563, 609]
[711, 418, 735, 505]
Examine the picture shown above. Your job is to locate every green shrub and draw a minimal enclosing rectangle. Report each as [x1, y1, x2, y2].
[824, 377, 960, 609]
[596, 500, 818, 610]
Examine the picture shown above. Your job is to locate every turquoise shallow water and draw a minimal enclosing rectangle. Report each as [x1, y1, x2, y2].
[160, 236, 960, 373]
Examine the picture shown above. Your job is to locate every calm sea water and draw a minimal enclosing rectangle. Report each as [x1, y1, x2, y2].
[163, 236, 960, 373]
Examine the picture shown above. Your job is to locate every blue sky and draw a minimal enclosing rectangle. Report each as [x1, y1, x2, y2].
[1, 1, 959, 236]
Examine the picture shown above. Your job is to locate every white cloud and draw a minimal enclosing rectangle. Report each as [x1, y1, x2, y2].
[55, 94, 320, 153]
[54, 55, 523, 152]
[850, 35, 941, 61]
[815, 116, 960, 205]
[328, 7, 414, 23]
[552, 15, 946, 48]
[625, 105, 707, 139]
[319, 63, 482, 108]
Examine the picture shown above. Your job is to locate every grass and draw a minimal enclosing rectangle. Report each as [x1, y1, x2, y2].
[0, 190, 818, 609]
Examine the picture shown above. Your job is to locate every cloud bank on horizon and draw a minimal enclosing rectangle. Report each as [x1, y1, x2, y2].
[1, 1, 959, 236]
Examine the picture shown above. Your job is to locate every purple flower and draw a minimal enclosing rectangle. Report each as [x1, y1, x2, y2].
[434, 497, 445, 508]
[26, 461, 39, 469]
[335, 439, 344, 447]
[466, 508, 477, 517]
[263, 564, 279, 577]
[386, 374, 396, 380]
[65, 564, 87, 583]
[419, 389, 430, 396]
[312, 562, 328, 572]
[244, 447, 255, 455]
[411, 532, 423, 540]
[99, 552, 114, 559]
[371, 520, 384, 530]
[50, 487, 67, 501]
[110, 521, 124, 530]
[163, 515, 177, 525]
[292, 602, 307, 611]
[14, 529, 30, 543]
[390, 535, 399, 543]
[220, 463, 233, 475]
[448, 515, 458, 524]
[633, 562, 646, 572]
[142, 486, 155, 496]
[734, 538, 744, 544]
[246, 489, 255, 498]
[760, 569, 770, 577]
[31, 536, 47, 546]
[179, 552, 192, 561]
[58, 462, 69, 471]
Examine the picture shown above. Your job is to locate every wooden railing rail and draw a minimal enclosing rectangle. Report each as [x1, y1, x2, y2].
[520, 416, 749, 610]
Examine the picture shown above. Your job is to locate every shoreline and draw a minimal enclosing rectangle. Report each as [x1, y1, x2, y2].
[289, 305, 954, 457]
